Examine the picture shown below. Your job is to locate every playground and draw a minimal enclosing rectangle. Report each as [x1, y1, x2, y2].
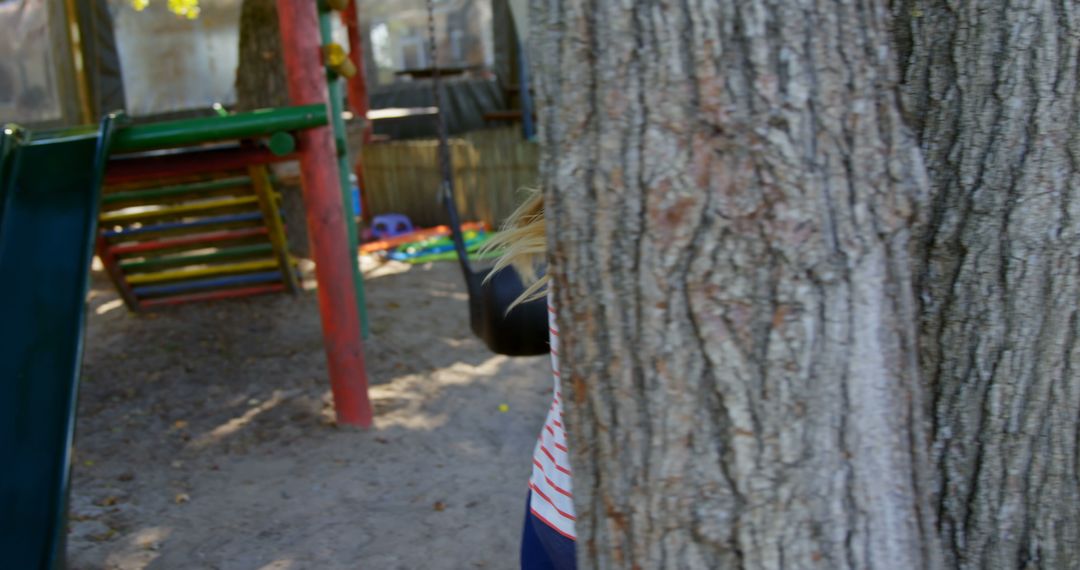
[1, 0, 546, 567]
[67, 259, 549, 569]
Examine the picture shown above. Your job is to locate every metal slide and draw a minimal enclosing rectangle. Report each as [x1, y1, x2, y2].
[0, 117, 116, 569]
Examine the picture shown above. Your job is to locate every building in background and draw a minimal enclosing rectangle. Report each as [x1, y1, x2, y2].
[0, 0, 504, 131]
[108, 0, 241, 116]
[361, 0, 493, 87]
[0, 0, 125, 126]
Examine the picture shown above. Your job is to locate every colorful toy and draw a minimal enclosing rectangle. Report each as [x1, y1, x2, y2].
[359, 221, 488, 253]
[371, 212, 415, 240]
[400, 247, 501, 265]
[389, 229, 486, 260]
[384, 230, 502, 264]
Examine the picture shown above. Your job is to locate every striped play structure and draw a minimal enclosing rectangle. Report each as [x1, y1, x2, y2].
[96, 165, 299, 311]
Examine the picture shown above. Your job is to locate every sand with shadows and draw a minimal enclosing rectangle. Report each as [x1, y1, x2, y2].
[67, 259, 550, 570]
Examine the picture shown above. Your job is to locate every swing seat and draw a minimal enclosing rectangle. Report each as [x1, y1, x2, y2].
[468, 267, 550, 357]
[420, 2, 547, 358]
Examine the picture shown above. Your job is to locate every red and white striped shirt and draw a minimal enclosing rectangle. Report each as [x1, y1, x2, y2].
[528, 295, 576, 539]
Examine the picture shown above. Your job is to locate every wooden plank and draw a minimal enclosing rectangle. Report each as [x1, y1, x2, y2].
[105, 220, 264, 244]
[125, 258, 280, 285]
[101, 176, 252, 208]
[101, 212, 265, 240]
[139, 283, 287, 308]
[101, 187, 255, 212]
[103, 170, 246, 194]
[105, 146, 290, 185]
[99, 195, 266, 225]
[132, 270, 283, 297]
[248, 165, 299, 292]
[107, 227, 269, 255]
[94, 235, 141, 311]
[112, 234, 267, 260]
[120, 243, 274, 273]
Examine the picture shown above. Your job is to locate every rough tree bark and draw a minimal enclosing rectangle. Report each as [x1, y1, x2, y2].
[532, 0, 942, 567]
[895, 2, 1080, 568]
[235, 0, 308, 256]
[235, 0, 290, 112]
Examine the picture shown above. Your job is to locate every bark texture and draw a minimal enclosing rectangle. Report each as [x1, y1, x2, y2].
[532, 0, 942, 567]
[896, 2, 1080, 567]
[235, 0, 290, 112]
[234, 0, 308, 256]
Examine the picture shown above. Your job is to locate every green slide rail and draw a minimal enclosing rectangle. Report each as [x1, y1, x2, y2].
[38, 104, 325, 153]
[0, 115, 118, 569]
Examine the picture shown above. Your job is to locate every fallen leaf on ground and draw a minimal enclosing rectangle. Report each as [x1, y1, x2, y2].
[90, 529, 117, 542]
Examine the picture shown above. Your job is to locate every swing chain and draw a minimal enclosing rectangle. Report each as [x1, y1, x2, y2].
[427, 0, 474, 275]
[427, 0, 454, 200]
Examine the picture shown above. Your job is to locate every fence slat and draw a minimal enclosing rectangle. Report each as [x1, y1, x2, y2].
[359, 127, 538, 228]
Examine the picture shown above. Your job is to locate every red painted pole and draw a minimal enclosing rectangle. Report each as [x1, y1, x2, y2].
[341, 2, 370, 130]
[105, 147, 288, 185]
[277, 0, 373, 427]
[342, 0, 374, 224]
[107, 227, 270, 255]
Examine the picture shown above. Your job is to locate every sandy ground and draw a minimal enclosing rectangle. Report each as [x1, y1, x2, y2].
[67, 258, 551, 570]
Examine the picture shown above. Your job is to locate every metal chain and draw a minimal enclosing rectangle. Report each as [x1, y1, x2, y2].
[428, 0, 474, 275]
[427, 0, 454, 191]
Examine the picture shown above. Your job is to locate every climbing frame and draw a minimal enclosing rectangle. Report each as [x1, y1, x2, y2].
[96, 165, 299, 311]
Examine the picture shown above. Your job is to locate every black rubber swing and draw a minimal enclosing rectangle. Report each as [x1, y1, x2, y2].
[438, 182, 549, 357]
[426, 1, 548, 357]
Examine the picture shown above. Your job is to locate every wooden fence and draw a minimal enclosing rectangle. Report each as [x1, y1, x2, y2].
[359, 127, 539, 229]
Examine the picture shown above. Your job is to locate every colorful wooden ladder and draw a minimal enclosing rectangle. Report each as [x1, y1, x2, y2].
[96, 165, 299, 311]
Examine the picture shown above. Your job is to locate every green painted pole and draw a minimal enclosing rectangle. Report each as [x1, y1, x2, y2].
[30, 105, 326, 152]
[113, 105, 326, 152]
[102, 176, 252, 205]
[318, 0, 370, 339]
[120, 243, 274, 271]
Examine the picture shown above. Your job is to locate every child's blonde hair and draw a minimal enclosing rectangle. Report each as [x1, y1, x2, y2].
[483, 190, 548, 306]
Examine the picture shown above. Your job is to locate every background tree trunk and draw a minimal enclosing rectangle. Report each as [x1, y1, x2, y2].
[235, 0, 289, 111]
[235, 0, 308, 256]
[895, 2, 1080, 567]
[531, 0, 942, 567]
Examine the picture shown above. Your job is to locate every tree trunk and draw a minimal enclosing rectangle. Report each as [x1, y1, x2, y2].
[532, 0, 942, 567]
[235, 0, 289, 112]
[895, 2, 1080, 568]
[235, 0, 308, 256]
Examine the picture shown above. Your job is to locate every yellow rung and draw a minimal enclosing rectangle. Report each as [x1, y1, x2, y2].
[99, 195, 271, 224]
[125, 258, 280, 285]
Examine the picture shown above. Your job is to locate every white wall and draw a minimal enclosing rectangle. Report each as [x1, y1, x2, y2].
[109, 0, 241, 116]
